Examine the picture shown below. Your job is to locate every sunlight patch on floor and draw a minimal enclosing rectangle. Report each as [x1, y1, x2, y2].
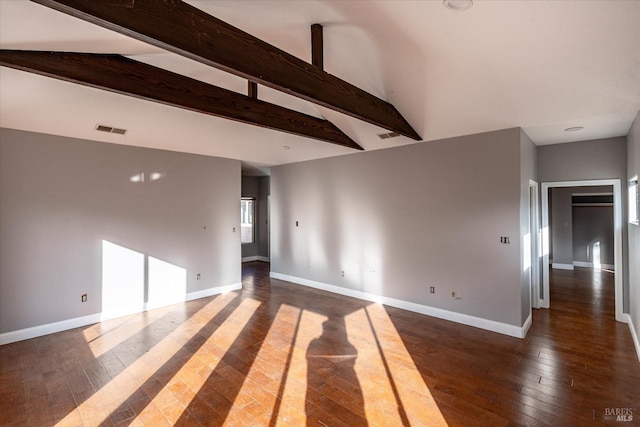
[55, 292, 242, 426]
[83, 308, 171, 357]
[136, 297, 261, 424]
[362, 304, 448, 426]
[345, 307, 405, 425]
[277, 310, 327, 423]
[224, 303, 302, 423]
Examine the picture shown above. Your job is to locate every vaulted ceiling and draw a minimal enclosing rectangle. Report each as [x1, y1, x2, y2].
[1, 0, 639, 175]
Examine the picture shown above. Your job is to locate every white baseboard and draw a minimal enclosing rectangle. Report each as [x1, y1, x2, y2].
[0, 282, 242, 346]
[270, 272, 528, 339]
[623, 313, 640, 363]
[100, 305, 146, 322]
[186, 283, 242, 301]
[552, 263, 574, 270]
[572, 261, 591, 268]
[242, 256, 270, 263]
[572, 261, 615, 270]
[99, 282, 243, 321]
[0, 313, 103, 346]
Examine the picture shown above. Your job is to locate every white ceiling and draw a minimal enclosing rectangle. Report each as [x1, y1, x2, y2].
[1, 0, 639, 175]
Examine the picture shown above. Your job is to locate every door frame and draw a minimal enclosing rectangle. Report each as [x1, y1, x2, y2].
[529, 180, 541, 309]
[540, 179, 624, 322]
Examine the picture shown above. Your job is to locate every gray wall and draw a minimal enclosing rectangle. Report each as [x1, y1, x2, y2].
[573, 201, 614, 268]
[538, 137, 627, 182]
[272, 128, 528, 327]
[538, 136, 628, 311]
[573, 206, 614, 265]
[627, 112, 640, 347]
[241, 176, 270, 260]
[551, 188, 574, 265]
[258, 176, 270, 258]
[0, 128, 241, 333]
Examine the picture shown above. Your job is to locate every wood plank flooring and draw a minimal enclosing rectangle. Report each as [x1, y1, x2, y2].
[1, 263, 638, 426]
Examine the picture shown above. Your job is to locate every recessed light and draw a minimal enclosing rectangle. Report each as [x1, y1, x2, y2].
[564, 126, 584, 132]
[443, 0, 473, 11]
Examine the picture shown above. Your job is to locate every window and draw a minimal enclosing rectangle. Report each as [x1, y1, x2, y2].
[630, 176, 639, 225]
[241, 198, 255, 243]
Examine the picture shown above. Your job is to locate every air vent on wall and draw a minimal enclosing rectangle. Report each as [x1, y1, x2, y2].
[95, 124, 127, 135]
[377, 131, 401, 140]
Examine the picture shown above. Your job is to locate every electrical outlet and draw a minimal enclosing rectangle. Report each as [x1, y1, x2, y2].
[500, 236, 510, 244]
[451, 291, 456, 299]
[341, 270, 345, 277]
[81, 294, 87, 302]
[197, 274, 201, 280]
[430, 286, 435, 294]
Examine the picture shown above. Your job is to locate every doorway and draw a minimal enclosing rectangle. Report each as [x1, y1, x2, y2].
[541, 179, 624, 322]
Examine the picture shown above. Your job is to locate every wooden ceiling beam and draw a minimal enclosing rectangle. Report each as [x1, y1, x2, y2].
[30, 0, 421, 141]
[311, 24, 324, 70]
[0, 50, 363, 150]
[248, 81, 258, 100]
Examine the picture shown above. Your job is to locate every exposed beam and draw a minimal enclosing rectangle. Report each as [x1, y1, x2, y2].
[0, 50, 363, 150]
[248, 81, 258, 100]
[311, 24, 323, 70]
[30, 0, 421, 140]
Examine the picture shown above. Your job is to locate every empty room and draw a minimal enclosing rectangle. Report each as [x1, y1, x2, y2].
[1, 1, 639, 426]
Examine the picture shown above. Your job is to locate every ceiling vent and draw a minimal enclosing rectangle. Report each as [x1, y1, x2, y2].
[95, 124, 127, 135]
[377, 131, 401, 140]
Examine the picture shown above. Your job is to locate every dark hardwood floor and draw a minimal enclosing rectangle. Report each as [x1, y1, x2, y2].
[0, 263, 638, 426]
